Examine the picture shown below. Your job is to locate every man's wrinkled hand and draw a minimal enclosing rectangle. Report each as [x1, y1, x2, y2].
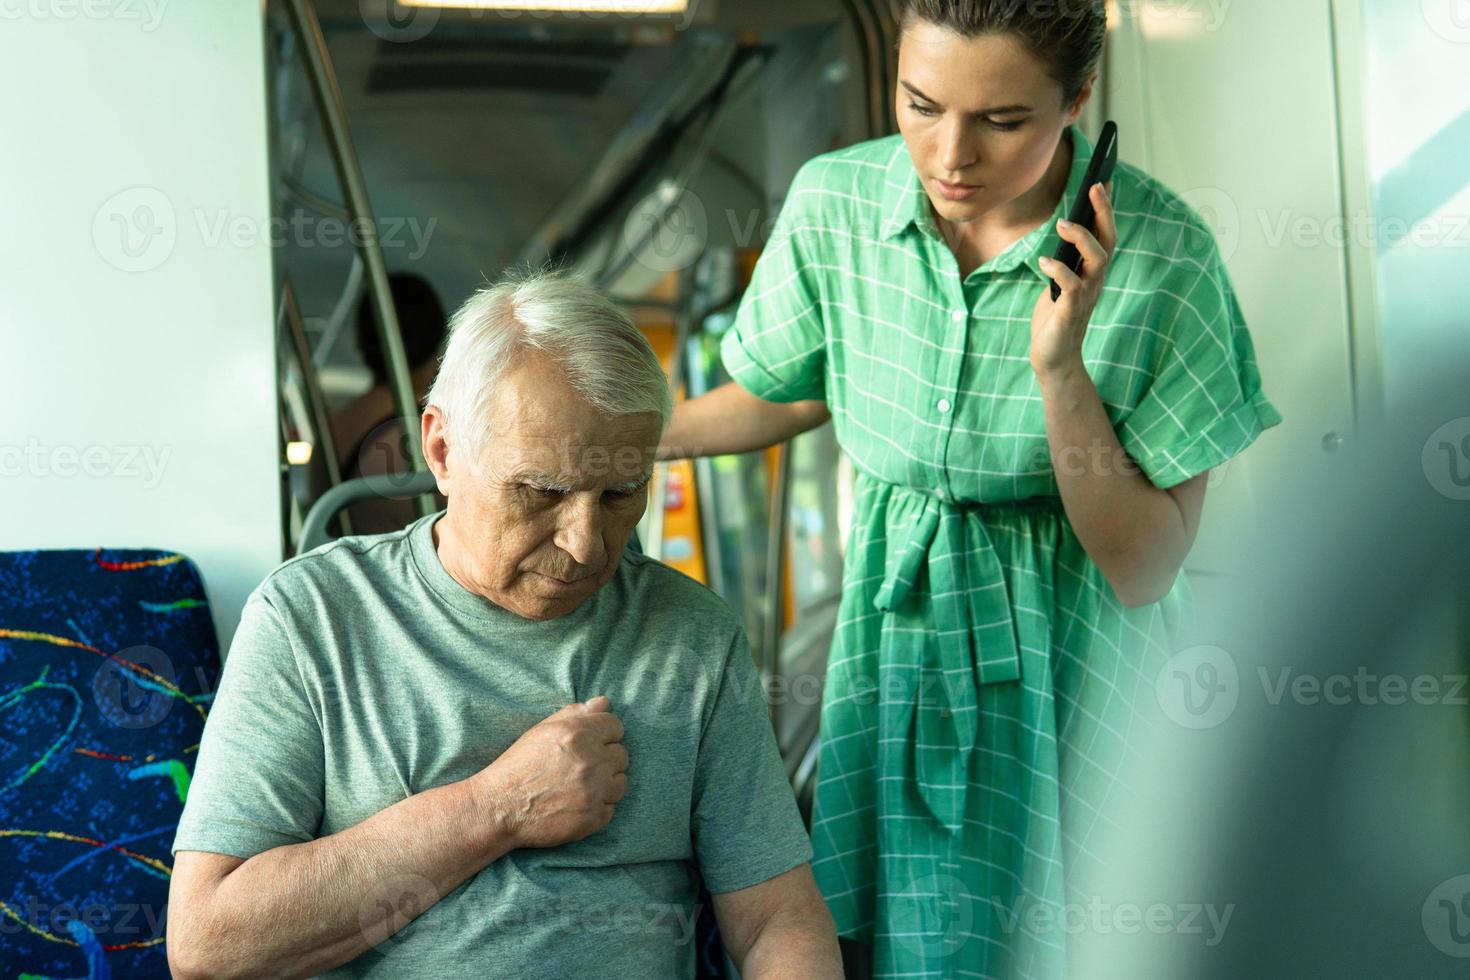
[474, 695, 629, 849]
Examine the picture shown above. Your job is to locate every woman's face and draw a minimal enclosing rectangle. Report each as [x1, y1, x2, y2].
[895, 20, 1090, 227]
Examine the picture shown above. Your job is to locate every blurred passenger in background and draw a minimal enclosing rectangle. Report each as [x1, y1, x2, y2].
[332, 271, 448, 534]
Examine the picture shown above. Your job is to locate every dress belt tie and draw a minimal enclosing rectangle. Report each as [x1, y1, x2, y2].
[872, 490, 1045, 835]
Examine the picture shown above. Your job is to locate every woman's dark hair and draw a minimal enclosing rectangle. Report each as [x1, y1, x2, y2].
[897, 0, 1107, 106]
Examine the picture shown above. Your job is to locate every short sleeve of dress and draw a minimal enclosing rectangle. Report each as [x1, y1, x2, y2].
[1117, 223, 1283, 489]
[719, 162, 828, 403]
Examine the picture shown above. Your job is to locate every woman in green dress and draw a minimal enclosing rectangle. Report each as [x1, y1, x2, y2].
[660, 2, 1281, 976]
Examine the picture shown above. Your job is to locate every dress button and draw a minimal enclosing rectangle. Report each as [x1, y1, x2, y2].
[934, 487, 947, 500]
[951, 309, 966, 323]
[937, 398, 952, 414]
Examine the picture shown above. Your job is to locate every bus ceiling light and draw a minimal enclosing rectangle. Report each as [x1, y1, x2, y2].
[399, 0, 690, 11]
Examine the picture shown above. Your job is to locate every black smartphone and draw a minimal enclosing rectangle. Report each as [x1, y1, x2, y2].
[1050, 120, 1119, 301]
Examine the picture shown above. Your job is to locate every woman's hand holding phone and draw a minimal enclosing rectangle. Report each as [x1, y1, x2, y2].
[1032, 181, 1118, 380]
[1032, 121, 1120, 380]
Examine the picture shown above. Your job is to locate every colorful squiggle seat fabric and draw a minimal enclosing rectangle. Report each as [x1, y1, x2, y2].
[0, 548, 218, 980]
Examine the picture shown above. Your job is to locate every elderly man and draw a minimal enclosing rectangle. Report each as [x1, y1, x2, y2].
[167, 271, 842, 979]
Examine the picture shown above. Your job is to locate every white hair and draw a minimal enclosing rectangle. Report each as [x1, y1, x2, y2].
[425, 268, 672, 463]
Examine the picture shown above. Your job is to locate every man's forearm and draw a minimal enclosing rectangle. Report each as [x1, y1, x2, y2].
[182, 777, 513, 980]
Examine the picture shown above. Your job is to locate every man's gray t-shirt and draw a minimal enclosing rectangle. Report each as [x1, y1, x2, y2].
[172, 512, 812, 978]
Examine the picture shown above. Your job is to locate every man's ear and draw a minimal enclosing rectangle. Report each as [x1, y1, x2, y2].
[421, 405, 452, 497]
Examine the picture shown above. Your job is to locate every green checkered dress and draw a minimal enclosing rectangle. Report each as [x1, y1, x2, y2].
[720, 126, 1282, 978]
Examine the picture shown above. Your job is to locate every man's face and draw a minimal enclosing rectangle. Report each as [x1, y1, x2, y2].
[423, 351, 661, 621]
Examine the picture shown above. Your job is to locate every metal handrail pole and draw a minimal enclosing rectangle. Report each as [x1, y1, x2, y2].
[279, 277, 352, 537]
[279, 0, 434, 518]
[762, 439, 793, 727]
